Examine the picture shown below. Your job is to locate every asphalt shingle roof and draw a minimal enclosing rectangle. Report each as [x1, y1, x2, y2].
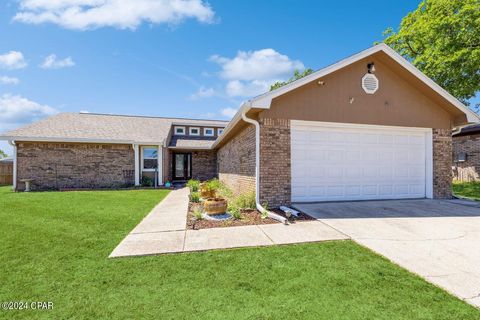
[169, 136, 216, 149]
[0, 113, 228, 144]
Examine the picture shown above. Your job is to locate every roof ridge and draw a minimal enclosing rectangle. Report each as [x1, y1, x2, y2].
[77, 112, 229, 123]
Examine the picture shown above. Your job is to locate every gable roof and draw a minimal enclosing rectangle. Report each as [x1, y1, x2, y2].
[0, 112, 227, 145]
[213, 43, 479, 148]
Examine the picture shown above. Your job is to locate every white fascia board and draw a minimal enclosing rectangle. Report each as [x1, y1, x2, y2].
[0, 136, 164, 145]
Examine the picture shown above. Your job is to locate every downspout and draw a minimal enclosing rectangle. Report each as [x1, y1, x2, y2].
[241, 107, 288, 224]
[8, 140, 17, 191]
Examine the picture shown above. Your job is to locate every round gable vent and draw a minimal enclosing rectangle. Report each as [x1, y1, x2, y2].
[362, 73, 379, 94]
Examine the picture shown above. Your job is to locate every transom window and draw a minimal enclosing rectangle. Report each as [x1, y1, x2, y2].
[142, 147, 158, 171]
[174, 126, 185, 135]
[218, 128, 224, 135]
[189, 127, 200, 136]
[204, 128, 214, 136]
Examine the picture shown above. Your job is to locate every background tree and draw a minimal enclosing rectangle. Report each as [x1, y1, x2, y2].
[270, 68, 314, 91]
[383, 0, 480, 104]
[0, 149, 7, 159]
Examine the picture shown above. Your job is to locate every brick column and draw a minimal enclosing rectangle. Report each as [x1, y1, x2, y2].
[259, 118, 291, 208]
[433, 128, 453, 199]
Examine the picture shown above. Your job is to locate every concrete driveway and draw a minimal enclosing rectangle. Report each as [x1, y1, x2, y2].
[294, 199, 480, 308]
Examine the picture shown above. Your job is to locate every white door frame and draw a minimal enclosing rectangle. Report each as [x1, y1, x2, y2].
[290, 120, 433, 200]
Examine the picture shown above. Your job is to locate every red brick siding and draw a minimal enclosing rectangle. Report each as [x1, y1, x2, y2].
[452, 134, 480, 182]
[16, 142, 134, 191]
[192, 150, 217, 181]
[433, 129, 452, 198]
[217, 125, 256, 195]
[259, 118, 291, 208]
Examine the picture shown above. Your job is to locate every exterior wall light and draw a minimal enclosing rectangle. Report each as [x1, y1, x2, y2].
[367, 62, 376, 74]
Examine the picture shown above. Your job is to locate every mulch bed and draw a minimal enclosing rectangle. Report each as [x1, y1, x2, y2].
[187, 202, 316, 230]
[187, 202, 278, 230]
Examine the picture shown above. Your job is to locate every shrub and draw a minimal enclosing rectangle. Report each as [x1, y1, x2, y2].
[229, 206, 242, 220]
[193, 208, 203, 220]
[233, 191, 256, 210]
[186, 179, 200, 192]
[190, 192, 200, 203]
[260, 202, 269, 219]
[204, 178, 222, 193]
[141, 176, 153, 187]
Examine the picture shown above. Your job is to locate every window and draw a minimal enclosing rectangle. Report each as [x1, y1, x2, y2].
[189, 127, 200, 136]
[174, 126, 185, 135]
[204, 128, 214, 136]
[218, 128, 224, 135]
[142, 147, 158, 171]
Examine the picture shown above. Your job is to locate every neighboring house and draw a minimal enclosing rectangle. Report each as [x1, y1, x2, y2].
[452, 124, 480, 181]
[1, 44, 478, 208]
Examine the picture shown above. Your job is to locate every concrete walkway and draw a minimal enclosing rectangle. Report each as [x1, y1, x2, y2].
[109, 188, 348, 258]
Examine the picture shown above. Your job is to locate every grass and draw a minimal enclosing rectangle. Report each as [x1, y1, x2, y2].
[0, 186, 478, 319]
[453, 181, 480, 200]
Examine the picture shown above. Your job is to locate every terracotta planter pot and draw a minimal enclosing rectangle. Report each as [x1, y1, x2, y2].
[204, 198, 228, 215]
[200, 187, 216, 199]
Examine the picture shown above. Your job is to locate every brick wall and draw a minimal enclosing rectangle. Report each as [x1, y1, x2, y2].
[259, 118, 291, 207]
[452, 134, 480, 182]
[16, 142, 135, 191]
[433, 129, 453, 199]
[217, 125, 256, 195]
[192, 150, 217, 181]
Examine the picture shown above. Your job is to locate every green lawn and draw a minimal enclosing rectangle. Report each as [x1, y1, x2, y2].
[0, 186, 478, 319]
[453, 181, 480, 200]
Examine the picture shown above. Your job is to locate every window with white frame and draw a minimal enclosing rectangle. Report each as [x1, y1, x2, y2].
[142, 147, 158, 171]
[189, 127, 200, 136]
[204, 128, 214, 136]
[218, 128, 224, 135]
[174, 126, 185, 135]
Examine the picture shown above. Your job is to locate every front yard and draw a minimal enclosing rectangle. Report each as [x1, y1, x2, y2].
[0, 186, 478, 319]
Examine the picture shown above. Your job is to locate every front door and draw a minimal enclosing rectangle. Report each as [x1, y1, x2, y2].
[173, 153, 192, 180]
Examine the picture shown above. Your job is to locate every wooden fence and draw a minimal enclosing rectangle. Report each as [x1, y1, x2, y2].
[0, 162, 13, 185]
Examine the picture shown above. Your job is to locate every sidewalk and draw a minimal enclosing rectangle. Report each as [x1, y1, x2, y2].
[109, 188, 348, 258]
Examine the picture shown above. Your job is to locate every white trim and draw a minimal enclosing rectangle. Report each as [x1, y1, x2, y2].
[204, 127, 214, 136]
[8, 141, 16, 191]
[213, 43, 479, 148]
[174, 126, 186, 135]
[168, 146, 212, 150]
[140, 146, 159, 172]
[290, 120, 433, 201]
[290, 120, 432, 133]
[157, 145, 163, 185]
[0, 136, 137, 144]
[425, 130, 433, 199]
[189, 127, 200, 136]
[134, 144, 140, 186]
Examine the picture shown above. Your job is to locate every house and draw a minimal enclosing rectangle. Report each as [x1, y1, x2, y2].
[452, 124, 480, 181]
[1, 44, 478, 208]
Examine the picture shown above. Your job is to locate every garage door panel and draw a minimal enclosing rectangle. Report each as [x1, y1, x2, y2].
[291, 123, 428, 202]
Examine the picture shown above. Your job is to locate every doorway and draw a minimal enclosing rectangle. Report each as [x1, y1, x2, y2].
[173, 153, 192, 180]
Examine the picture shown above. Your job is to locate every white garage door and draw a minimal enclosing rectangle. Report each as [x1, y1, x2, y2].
[291, 121, 432, 202]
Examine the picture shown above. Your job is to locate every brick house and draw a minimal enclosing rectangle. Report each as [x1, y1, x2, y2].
[1, 44, 478, 208]
[452, 124, 480, 181]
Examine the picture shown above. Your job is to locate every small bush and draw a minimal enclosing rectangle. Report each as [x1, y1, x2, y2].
[229, 206, 242, 220]
[190, 192, 200, 203]
[204, 178, 222, 193]
[193, 208, 203, 220]
[233, 191, 256, 210]
[260, 202, 269, 219]
[141, 176, 153, 187]
[186, 179, 200, 192]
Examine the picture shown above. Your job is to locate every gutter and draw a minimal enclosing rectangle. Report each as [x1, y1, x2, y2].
[241, 108, 288, 224]
[8, 140, 16, 191]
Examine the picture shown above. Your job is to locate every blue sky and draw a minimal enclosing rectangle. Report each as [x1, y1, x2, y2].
[0, 0, 477, 155]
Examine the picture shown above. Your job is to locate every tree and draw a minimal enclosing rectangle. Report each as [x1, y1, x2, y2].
[0, 149, 7, 159]
[270, 68, 314, 91]
[383, 0, 480, 104]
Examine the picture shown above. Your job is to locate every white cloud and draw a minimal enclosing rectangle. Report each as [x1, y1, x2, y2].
[0, 51, 27, 69]
[210, 49, 304, 97]
[189, 86, 215, 100]
[0, 94, 57, 131]
[14, 0, 215, 30]
[220, 107, 237, 118]
[41, 54, 75, 69]
[0, 76, 20, 85]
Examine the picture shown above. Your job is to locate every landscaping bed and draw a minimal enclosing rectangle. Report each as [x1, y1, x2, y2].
[187, 202, 278, 230]
[185, 178, 315, 230]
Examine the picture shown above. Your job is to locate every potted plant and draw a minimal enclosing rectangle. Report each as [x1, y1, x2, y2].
[204, 197, 228, 215]
[200, 179, 220, 198]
